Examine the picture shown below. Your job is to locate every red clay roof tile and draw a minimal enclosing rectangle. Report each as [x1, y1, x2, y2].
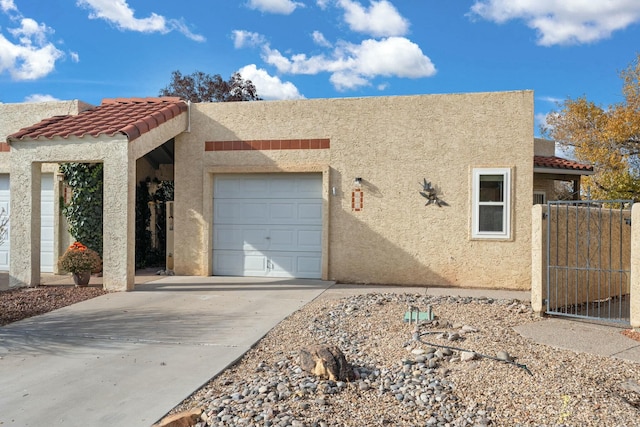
[7, 97, 188, 143]
[534, 155, 594, 172]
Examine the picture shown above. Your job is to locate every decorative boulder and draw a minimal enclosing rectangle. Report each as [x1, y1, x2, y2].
[299, 345, 355, 381]
[153, 408, 203, 427]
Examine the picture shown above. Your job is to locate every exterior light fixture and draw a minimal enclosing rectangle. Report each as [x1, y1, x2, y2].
[354, 177, 362, 187]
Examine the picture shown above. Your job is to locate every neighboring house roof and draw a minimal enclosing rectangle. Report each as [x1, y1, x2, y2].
[534, 155, 594, 175]
[7, 97, 188, 143]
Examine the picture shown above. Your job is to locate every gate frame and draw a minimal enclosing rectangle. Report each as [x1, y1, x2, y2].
[531, 203, 640, 329]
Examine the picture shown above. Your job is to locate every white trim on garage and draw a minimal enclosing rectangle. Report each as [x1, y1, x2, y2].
[213, 173, 323, 279]
[0, 174, 55, 272]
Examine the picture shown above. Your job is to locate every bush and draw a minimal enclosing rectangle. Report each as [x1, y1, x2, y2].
[58, 242, 102, 274]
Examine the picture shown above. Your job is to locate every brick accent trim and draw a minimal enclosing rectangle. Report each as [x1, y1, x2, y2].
[205, 139, 330, 151]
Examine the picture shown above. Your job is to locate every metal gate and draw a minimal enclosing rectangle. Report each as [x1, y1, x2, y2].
[546, 200, 632, 324]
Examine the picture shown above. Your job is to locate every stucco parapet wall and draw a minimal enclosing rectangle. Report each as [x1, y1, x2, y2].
[177, 90, 534, 289]
[0, 100, 92, 142]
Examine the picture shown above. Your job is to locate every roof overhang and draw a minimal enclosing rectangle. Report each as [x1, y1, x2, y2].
[534, 167, 595, 176]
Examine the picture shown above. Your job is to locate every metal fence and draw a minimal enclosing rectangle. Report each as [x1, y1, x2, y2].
[546, 200, 633, 324]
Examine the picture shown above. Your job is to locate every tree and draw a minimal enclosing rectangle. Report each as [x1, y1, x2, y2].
[159, 70, 261, 102]
[544, 54, 640, 200]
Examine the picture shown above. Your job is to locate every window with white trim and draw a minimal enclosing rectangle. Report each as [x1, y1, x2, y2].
[533, 191, 546, 205]
[472, 168, 511, 239]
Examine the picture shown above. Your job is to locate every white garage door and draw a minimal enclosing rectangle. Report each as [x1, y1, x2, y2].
[0, 174, 55, 272]
[213, 173, 322, 279]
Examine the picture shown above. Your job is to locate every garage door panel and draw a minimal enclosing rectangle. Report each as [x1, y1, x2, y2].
[214, 250, 268, 277]
[268, 252, 321, 278]
[270, 203, 295, 221]
[215, 202, 270, 224]
[0, 174, 54, 272]
[242, 228, 270, 250]
[214, 226, 270, 251]
[297, 176, 322, 195]
[269, 253, 295, 276]
[213, 174, 322, 279]
[297, 255, 322, 277]
[298, 202, 322, 221]
[215, 225, 321, 252]
[268, 229, 294, 249]
[243, 253, 269, 275]
[297, 230, 322, 250]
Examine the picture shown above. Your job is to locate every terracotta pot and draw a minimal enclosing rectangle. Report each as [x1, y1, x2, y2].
[72, 271, 91, 287]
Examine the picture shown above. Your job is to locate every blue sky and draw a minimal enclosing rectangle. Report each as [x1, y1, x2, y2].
[1, 0, 639, 135]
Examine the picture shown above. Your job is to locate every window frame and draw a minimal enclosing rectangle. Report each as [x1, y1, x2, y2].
[533, 191, 546, 205]
[472, 167, 511, 239]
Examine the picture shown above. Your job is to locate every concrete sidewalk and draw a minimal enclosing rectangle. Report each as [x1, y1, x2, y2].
[0, 277, 638, 427]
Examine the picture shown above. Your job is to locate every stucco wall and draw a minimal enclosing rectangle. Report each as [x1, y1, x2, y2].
[8, 135, 134, 290]
[0, 101, 92, 277]
[534, 138, 555, 156]
[174, 91, 534, 289]
[0, 100, 92, 144]
[533, 175, 557, 201]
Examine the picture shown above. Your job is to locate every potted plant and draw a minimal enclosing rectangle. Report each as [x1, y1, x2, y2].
[57, 242, 102, 287]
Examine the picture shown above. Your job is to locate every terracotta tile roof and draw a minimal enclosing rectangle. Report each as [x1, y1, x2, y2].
[534, 155, 594, 173]
[8, 97, 188, 143]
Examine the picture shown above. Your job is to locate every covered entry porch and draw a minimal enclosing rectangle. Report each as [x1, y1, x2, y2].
[6, 98, 188, 291]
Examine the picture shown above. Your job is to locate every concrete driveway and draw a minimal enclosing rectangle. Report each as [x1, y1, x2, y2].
[0, 276, 333, 427]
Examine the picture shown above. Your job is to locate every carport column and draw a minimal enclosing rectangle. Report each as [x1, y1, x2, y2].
[630, 204, 640, 329]
[102, 151, 135, 291]
[9, 162, 41, 287]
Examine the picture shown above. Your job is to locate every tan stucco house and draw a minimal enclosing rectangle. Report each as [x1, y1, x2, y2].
[0, 90, 593, 292]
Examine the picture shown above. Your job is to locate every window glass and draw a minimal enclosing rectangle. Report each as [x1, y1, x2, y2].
[479, 205, 504, 232]
[479, 175, 504, 202]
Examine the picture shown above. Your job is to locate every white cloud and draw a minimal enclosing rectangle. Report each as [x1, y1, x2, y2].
[246, 0, 303, 15]
[337, 0, 409, 37]
[0, 0, 17, 13]
[169, 18, 205, 42]
[469, 0, 640, 46]
[535, 112, 551, 132]
[238, 64, 304, 100]
[316, 0, 330, 10]
[312, 30, 332, 47]
[24, 93, 60, 103]
[76, 0, 205, 41]
[233, 30, 266, 49]
[0, 15, 64, 80]
[538, 95, 563, 105]
[70, 51, 80, 62]
[264, 36, 436, 90]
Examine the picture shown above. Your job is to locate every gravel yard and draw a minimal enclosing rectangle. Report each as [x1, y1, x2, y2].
[0, 285, 107, 326]
[172, 293, 640, 427]
[1, 285, 639, 426]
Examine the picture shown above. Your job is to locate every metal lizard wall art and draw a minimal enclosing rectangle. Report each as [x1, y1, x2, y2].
[419, 178, 448, 207]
